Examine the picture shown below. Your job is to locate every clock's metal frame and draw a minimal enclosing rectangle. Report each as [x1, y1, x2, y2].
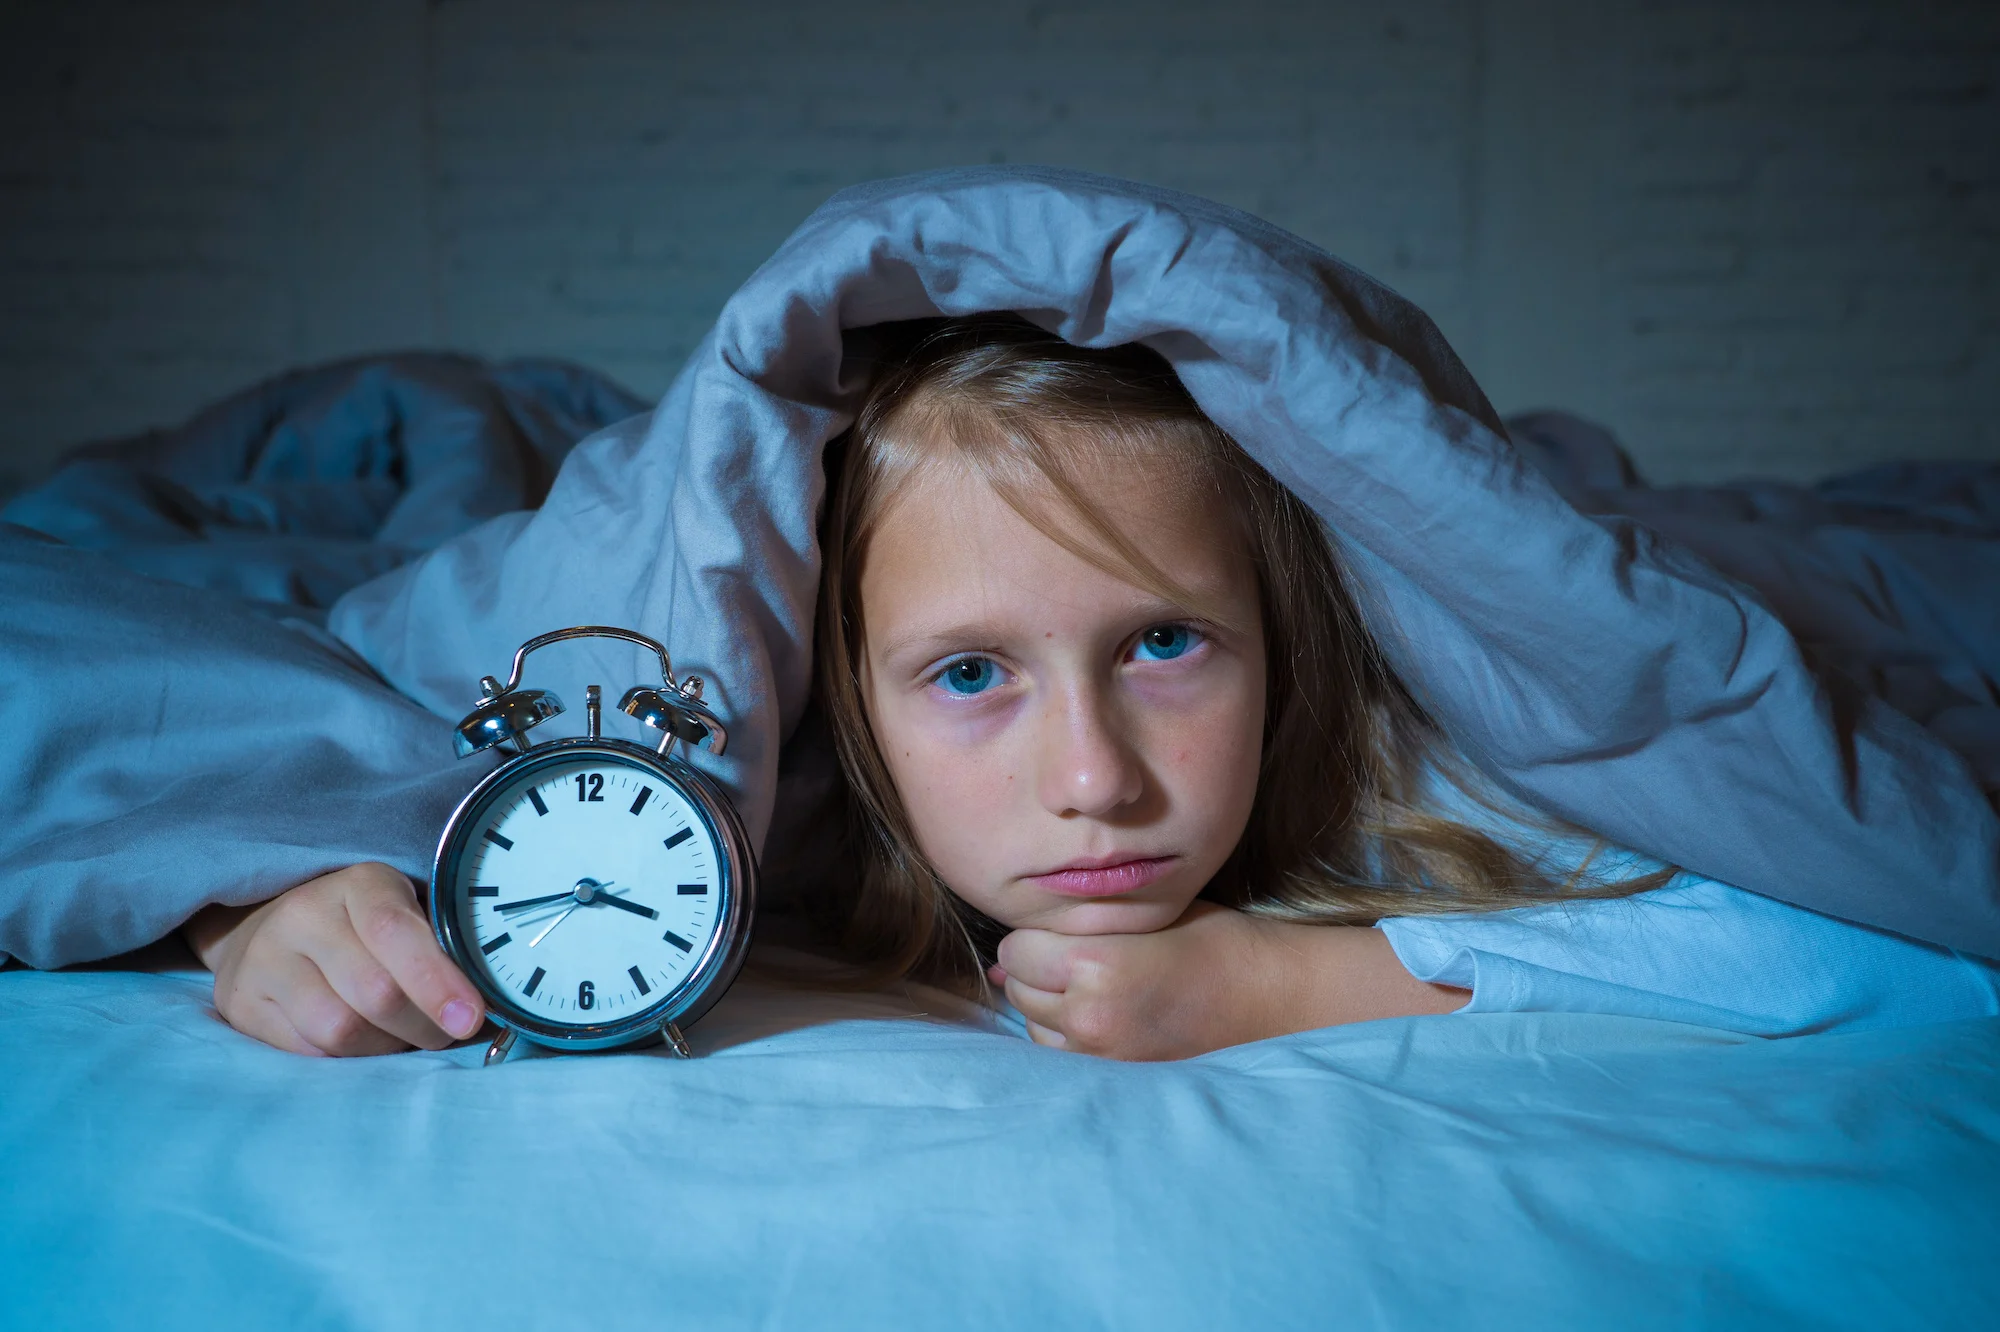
[430, 737, 756, 1056]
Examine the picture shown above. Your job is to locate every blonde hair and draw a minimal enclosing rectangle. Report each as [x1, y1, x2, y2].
[801, 314, 1671, 991]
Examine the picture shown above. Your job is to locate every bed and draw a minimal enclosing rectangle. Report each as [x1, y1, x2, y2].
[5, 169, 1999, 1327]
[5, 944, 1997, 1328]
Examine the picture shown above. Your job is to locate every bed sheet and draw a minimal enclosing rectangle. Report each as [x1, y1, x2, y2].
[3, 957, 1996, 1329]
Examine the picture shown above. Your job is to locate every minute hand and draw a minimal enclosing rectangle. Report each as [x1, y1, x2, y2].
[494, 890, 578, 914]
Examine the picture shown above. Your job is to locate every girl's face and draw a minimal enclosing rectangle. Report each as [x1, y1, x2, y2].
[856, 450, 1267, 936]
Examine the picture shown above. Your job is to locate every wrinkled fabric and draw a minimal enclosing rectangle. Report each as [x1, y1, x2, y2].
[0, 527, 482, 966]
[1512, 411, 2000, 790]
[0, 353, 643, 967]
[2, 961, 1996, 1330]
[1377, 747, 2000, 1034]
[2, 353, 644, 615]
[1383, 879, 2000, 1035]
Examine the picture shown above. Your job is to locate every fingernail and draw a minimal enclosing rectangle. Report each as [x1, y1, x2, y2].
[987, 964, 1007, 984]
[441, 1000, 479, 1039]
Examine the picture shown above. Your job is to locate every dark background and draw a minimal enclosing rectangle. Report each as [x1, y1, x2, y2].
[3, 0, 1994, 492]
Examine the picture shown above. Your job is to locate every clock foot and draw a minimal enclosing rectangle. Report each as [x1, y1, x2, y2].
[662, 1021, 694, 1059]
[483, 1027, 520, 1067]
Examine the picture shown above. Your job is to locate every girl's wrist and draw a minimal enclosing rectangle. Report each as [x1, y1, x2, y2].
[1242, 915, 1465, 1034]
[181, 901, 259, 974]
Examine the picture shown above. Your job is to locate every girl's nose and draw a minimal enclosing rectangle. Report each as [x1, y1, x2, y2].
[1036, 684, 1144, 819]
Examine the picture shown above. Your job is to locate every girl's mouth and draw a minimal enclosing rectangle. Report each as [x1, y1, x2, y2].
[1025, 855, 1178, 898]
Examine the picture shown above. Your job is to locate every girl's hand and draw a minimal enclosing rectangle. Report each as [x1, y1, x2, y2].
[991, 901, 1465, 1061]
[182, 862, 487, 1057]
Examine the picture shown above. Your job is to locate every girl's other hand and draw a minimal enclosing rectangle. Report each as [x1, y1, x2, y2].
[991, 901, 1465, 1061]
[182, 863, 487, 1057]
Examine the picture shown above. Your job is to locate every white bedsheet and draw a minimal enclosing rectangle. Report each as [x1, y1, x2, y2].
[3, 952, 1997, 1329]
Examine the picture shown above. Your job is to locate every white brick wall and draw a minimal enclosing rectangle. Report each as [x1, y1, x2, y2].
[2, 0, 1994, 489]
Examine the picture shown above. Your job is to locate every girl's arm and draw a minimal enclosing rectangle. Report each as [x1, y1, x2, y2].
[992, 902, 1464, 1060]
[184, 862, 487, 1056]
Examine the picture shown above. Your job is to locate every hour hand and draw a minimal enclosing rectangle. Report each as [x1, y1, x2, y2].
[594, 893, 658, 920]
[495, 890, 577, 914]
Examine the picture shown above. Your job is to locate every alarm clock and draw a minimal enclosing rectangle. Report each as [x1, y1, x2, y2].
[430, 626, 755, 1065]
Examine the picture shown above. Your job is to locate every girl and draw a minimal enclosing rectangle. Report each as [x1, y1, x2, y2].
[185, 314, 2000, 1059]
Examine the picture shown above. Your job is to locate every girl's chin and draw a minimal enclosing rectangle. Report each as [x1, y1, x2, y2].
[1030, 894, 1191, 936]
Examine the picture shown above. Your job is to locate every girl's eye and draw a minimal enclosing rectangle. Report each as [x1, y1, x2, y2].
[1132, 624, 1198, 662]
[935, 656, 1001, 696]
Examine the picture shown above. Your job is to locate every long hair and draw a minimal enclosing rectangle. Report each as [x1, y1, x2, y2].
[803, 314, 1672, 991]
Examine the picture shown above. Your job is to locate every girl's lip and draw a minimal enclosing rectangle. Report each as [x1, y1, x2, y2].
[1025, 855, 1178, 898]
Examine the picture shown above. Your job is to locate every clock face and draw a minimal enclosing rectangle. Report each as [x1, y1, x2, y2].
[445, 750, 728, 1032]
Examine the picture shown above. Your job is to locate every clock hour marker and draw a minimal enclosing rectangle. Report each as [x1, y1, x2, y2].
[629, 786, 653, 815]
[482, 829, 513, 851]
[677, 883, 707, 896]
[662, 930, 693, 953]
[481, 932, 512, 955]
[527, 787, 549, 817]
[663, 827, 694, 850]
[629, 966, 651, 996]
[469, 886, 499, 898]
[523, 966, 545, 998]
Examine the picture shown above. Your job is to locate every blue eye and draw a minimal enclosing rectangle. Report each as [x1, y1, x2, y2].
[935, 656, 1000, 695]
[1132, 624, 1196, 661]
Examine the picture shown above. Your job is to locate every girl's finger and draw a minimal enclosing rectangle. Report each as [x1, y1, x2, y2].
[343, 869, 486, 1042]
[1003, 974, 1066, 1033]
[271, 950, 407, 1058]
[227, 992, 330, 1057]
[994, 928, 1073, 992]
[1023, 1019, 1069, 1050]
[308, 915, 456, 1052]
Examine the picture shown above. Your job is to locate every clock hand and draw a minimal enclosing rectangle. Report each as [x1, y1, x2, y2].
[494, 890, 579, 914]
[520, 878, 619, 948]
[591, 892, 658, 921]
[495, 880, 616, 916]
[500, 903, 571, 933]
[527, 903, 580, 947]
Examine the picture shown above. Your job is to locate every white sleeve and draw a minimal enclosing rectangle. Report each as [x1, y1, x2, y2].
[1378, 875, 2000, 1037]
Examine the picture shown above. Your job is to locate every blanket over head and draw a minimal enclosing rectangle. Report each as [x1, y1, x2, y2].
[331, 167, 2000, 956]
[4, 167, 1996, 966]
